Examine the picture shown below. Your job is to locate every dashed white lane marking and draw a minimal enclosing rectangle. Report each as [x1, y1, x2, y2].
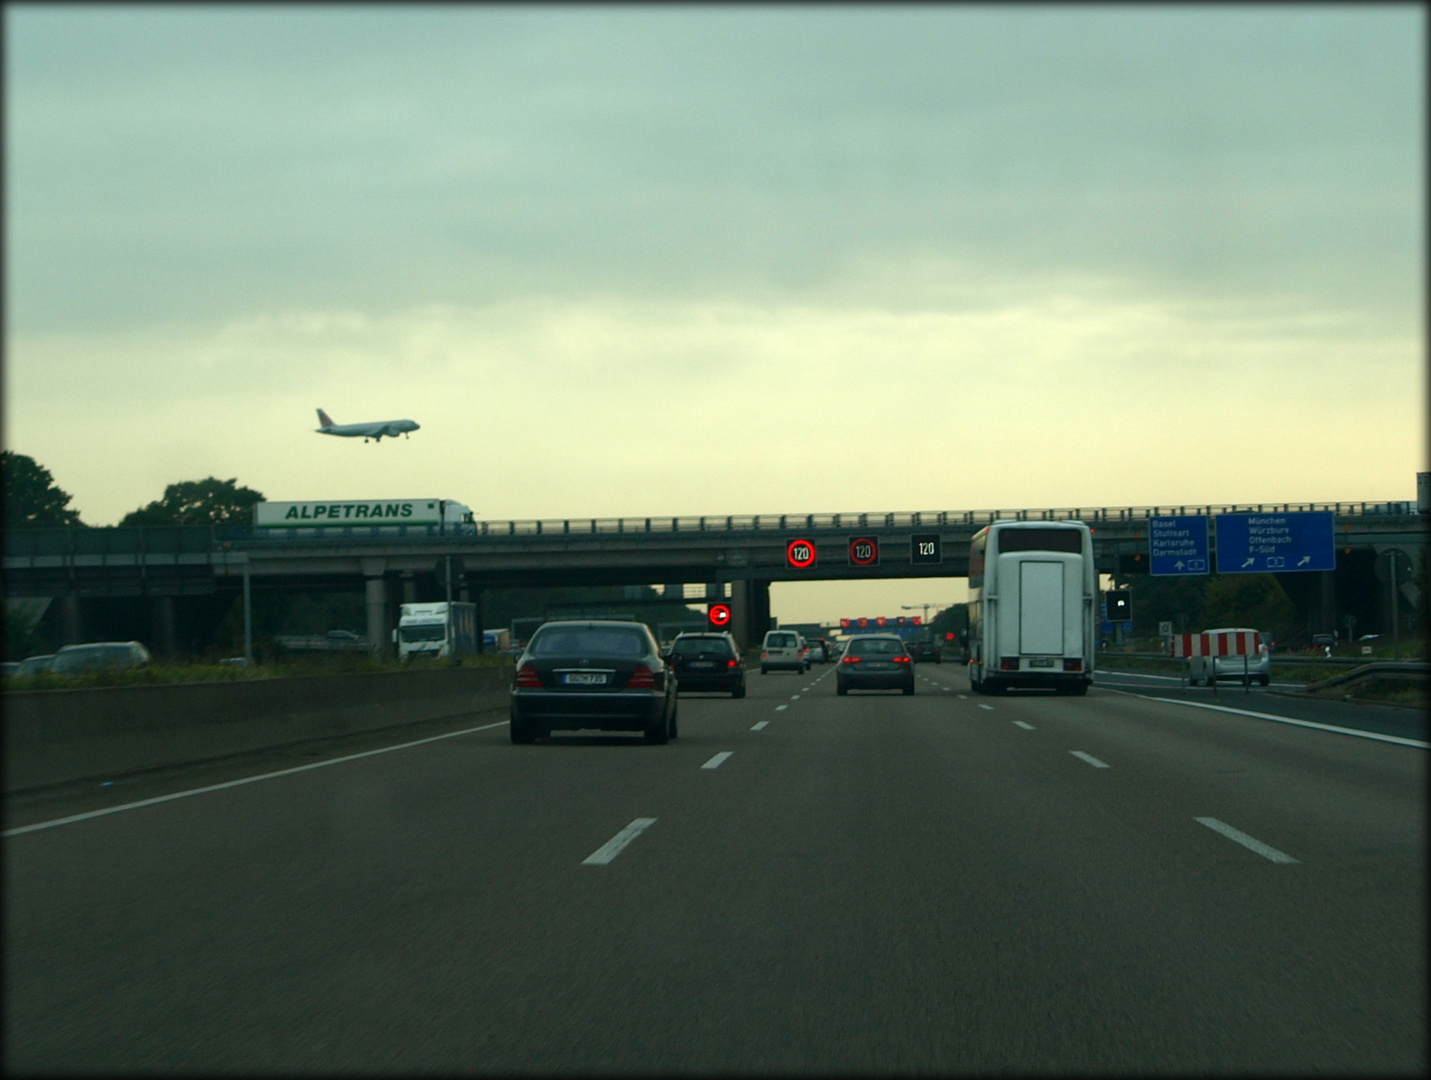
[1013, 721, 1036, 731]
[942, 687, 951, 691]
[957, 695, 968, 700]
[3, 719, 511, 838]
[582, 818, 657, 865]
[751, 721, 770, 731]
[1070, 751, 1110, 769]
[775, 704, 788, 711]
[791, 694, 801, 700]
[701, 751, 734, 770]
[1195, 817, 1299, 864]
[978, 704, 994, 711]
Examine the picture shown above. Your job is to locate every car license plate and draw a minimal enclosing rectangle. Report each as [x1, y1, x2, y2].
[863, 662, 890, 669]
[690, 661, 715, 668]
[1029, 658, 1056, 668]
[561, 672, 608, 686]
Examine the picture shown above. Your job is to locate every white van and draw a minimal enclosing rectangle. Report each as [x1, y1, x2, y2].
[761, 630, 807, 674]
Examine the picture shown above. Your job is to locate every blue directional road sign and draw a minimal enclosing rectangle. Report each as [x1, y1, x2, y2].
[1149, 516, 1210, 576]
[1215, 511, 1336, 574]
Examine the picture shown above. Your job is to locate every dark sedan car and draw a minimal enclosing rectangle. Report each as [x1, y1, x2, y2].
[667, 632, 746, 697]
[510, 620, 678, 744]
[836, 634, 915, 695]
[906, 638, 942, 663]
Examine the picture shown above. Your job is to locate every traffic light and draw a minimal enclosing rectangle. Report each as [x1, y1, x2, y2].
[707, 603, 732, 630]
[1106, 590, 1132, 621]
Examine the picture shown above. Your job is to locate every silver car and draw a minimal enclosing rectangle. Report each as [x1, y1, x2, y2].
[1186, 628, 1270, 687]
[49, 641, 153, 676]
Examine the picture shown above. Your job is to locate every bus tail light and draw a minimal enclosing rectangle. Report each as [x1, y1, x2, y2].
[1063, 658, 1082, 672]
[1000, 657, 1020, 670]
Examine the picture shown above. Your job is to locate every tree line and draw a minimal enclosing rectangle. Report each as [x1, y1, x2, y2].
[3, 451, 261, 529]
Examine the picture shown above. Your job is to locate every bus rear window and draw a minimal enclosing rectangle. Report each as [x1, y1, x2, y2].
[997, 528, 1083, 554]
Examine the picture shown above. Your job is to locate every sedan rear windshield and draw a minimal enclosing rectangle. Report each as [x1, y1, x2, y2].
[847, 638, 902, 657]
[673, 638, 734, 658]
[530, 628, 648, 657]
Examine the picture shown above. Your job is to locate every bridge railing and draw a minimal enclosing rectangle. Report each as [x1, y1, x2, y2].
[4, 501, 1421, 558]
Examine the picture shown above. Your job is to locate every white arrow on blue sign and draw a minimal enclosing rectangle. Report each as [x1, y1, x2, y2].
[1214, 511, 1335, 574]
[1149, 516, 1210, 576]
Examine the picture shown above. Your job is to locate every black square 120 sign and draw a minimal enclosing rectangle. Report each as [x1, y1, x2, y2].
[910, 534, 942, 565]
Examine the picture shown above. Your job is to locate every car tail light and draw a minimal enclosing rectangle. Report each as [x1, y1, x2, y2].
[628, 664, 656, 688]
[892, 655, 911, 664]
[1063, 658, 1082, 671]
[727, 658, 738, 668]
[516, 663, 542, 687]
[1000, 657, 1019, 671]
[761, 652, 769, 659]
[842, 655, 859, 664]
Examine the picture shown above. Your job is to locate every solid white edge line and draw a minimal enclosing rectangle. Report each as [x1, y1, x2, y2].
[1113, 691, 1431, 749]
[751, 721, 770, 730]
[1195, 816, 1299, 864]
[1070, 750, 1110, 769]
[3, 719, 511, 838]
[701, 751, 734, 770]
[582, 817, 657, 865]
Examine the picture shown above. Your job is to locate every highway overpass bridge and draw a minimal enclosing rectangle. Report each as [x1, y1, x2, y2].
[5, 501, 1425, 655]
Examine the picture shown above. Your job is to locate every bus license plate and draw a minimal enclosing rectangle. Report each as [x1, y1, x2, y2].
[1029, 658, 1056, 668]
[562, 672, 608, 686]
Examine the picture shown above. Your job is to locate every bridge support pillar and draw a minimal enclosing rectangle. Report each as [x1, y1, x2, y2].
[365, 574, 392, 659]
[59, 593, 83, 647]
[400, 572, 417, 603]
[730, 580, 771, 651]
[151, 595, 177, 659]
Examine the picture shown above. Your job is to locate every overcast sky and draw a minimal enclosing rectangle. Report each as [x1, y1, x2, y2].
[5, 6, 1424, 623]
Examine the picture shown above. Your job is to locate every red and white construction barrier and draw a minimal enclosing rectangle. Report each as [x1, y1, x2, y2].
[1171, 631, 1262, 658]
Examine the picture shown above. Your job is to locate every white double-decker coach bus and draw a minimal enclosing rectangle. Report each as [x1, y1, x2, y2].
[967, 520, 1095, 695]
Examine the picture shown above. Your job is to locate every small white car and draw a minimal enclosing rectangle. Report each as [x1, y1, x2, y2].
[1186, 628, 1271, 687]
[761, 630, 807, 674]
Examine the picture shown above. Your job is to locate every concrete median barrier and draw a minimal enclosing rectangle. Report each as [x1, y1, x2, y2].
[3, 666, 512, 796]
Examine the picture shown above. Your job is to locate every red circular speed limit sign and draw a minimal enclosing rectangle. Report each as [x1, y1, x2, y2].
[786, 538, 817, 568]
[848, 536, 879, 566]
[707, 603, 731, 628]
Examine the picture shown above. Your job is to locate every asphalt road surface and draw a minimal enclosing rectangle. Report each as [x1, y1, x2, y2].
[5, 662, 1425, 1074]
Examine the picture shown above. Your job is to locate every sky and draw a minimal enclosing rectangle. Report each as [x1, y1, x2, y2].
[5, 5, 1424, 625]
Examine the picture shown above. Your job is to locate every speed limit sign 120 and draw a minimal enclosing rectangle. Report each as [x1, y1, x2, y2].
[848, 536, 880, 567]
[786, 538, 817, 569]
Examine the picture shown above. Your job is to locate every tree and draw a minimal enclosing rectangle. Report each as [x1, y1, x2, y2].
[2, 451, 84, 528]
[1198, 574, 1297, 641]
[119, 477, 264, 527]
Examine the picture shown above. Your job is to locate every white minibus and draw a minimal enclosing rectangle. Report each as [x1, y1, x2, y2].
[967, 520, 1095, 695]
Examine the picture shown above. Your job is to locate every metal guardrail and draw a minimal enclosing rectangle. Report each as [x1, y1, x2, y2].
[4, 501, 1422, 556]
[1099, 652, 1416, 668]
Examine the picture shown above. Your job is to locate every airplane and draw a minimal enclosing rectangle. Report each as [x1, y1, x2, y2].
[314, 409, 420, 442]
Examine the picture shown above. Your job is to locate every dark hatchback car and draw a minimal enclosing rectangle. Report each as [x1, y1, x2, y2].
[510, 620, 678, 744]
[836, 634, 915, 695]
[667, 632, 746, 697]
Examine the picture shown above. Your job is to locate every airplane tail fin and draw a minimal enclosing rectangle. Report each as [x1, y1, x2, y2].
[316, 408, 334, 429]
